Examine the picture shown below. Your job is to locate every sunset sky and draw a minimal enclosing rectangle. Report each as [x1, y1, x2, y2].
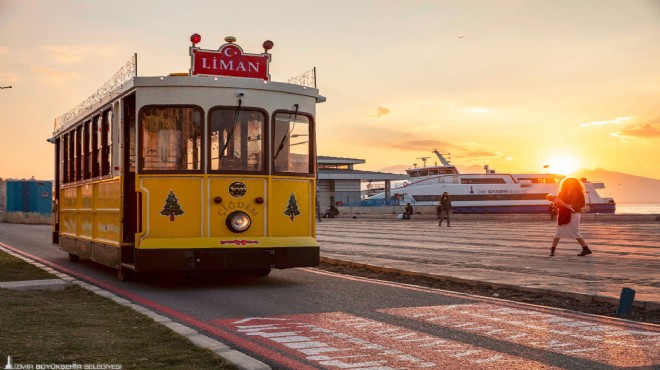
[1, 0, 659, 180]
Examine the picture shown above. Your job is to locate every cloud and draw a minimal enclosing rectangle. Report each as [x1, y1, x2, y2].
[580, 116, 632, 127]
[608, 132, 632, 143]
[30, 66, 80, 84]
[608, 119, 660, 142]
[370, 106, 391, 118]
[0, 72, 19, 84]
[0, 47, 8, 54]
[384, 140, 500, 158]
[465, 107, 493, 114]
[620, 120, 660, 138]
[42, 45, 116, 65]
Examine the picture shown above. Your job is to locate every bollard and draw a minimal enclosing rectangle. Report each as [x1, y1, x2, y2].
[616, 287, 636, 318]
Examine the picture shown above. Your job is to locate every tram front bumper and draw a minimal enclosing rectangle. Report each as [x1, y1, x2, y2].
[135, 237, 319, 272]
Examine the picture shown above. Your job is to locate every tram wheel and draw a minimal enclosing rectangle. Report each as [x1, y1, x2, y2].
[68, 253, 80, 262]
[117, 267, 134, 282]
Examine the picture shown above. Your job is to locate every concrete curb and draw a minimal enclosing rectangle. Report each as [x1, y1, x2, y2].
[0, 245, 271, 370]
[320, 256, 660, 312]
[0, 278, 69, 291]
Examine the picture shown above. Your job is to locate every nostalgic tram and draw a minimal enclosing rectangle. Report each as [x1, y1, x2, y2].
[49, 34, 325, 280]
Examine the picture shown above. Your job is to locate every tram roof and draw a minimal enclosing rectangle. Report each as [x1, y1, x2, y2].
[53, 75, 324, 135]
[132, 75, 322, 96]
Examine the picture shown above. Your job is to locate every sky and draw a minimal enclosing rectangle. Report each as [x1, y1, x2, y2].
[1, 0, 659, 181]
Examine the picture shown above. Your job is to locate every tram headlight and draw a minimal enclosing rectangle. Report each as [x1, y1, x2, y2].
[226, 211, 251, 233]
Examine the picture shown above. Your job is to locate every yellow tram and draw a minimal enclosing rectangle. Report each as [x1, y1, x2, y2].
[49, 35, 325, 280]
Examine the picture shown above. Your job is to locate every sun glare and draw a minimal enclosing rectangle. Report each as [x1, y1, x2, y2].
[545, 155, 580, 175]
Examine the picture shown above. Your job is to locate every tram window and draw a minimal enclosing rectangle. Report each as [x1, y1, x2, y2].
[273, 112, 311, 174]
[62, 134, 69, 184]
[103, 110, 113, 175]
[209, 108, 265, 172]
[139, 106, 202, 171]
[75, 126, 82, 181]
[68, 131, 75, 183]
[91, 116, 100, 177]
[128, 111, 136, 173]
[100, 110, 112, 175]
[83, 120, 91, 180]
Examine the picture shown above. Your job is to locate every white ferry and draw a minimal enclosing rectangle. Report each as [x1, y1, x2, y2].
[367, 150, 616, 214]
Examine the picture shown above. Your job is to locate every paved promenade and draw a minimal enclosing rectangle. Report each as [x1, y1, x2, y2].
[316, 215, 660, 311]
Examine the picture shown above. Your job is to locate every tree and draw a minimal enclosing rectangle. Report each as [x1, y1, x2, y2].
[284, 192, 301, 221]
[161, 190, 184, 221]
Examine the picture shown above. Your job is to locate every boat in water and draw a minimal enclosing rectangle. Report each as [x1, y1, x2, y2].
[366, 150, 616, 214]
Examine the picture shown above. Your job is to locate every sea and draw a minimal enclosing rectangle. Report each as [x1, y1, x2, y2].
[615, 203, 660, 215]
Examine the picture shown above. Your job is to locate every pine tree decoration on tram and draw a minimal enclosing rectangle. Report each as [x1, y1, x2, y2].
[284, 193, 301, 221]
[161, 190, 185, 221]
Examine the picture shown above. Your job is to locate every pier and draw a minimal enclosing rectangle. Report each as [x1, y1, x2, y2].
[317, 214, 660, 311]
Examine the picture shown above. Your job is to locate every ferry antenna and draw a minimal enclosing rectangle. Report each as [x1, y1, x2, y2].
[416, 157, 430, 167]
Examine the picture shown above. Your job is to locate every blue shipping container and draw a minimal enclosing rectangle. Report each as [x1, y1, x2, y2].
[3, 180, 53, 215]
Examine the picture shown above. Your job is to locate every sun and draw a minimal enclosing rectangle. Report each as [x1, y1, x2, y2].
[545, 155, 581, 175]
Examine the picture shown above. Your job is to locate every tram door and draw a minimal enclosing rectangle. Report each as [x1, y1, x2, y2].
[52, 137, 61, 244]
[121, 94, 137, 262]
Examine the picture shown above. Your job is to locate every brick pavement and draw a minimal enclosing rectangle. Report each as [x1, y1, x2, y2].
[316, 216, 660, 311]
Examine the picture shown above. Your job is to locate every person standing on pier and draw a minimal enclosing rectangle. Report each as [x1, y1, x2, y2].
[548, 177, 592, 257]
[437, 192, 453, 227]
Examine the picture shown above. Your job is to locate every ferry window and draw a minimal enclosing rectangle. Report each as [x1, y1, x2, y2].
[91, 116, 100, 178]
[461, 178, 506, 184]
[139, 106, 203, 171]
[273, 112, 312, 174]
[209, 108, 265, 172]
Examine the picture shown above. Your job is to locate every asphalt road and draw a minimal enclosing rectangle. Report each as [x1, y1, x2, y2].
[1, 223, 659, 369]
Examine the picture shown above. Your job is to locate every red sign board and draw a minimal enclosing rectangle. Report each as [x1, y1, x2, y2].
[189, 43, 270, 80]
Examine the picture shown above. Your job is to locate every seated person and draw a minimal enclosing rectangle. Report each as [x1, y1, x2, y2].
[403, 203, 414, 219]
[324, 205, 339, 218]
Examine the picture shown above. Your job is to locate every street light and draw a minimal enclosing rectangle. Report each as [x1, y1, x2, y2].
[0, 86, 12, 89]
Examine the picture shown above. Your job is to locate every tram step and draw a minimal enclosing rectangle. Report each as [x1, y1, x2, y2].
[120, 263, 137, 271]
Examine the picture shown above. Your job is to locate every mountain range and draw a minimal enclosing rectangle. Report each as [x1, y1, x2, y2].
[377, 165, 660, 204]
[572, 168, 660, 204]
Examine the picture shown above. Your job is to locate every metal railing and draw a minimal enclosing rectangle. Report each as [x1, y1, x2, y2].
[54, 54, 137, 132]
[287, 67, 316, 88]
